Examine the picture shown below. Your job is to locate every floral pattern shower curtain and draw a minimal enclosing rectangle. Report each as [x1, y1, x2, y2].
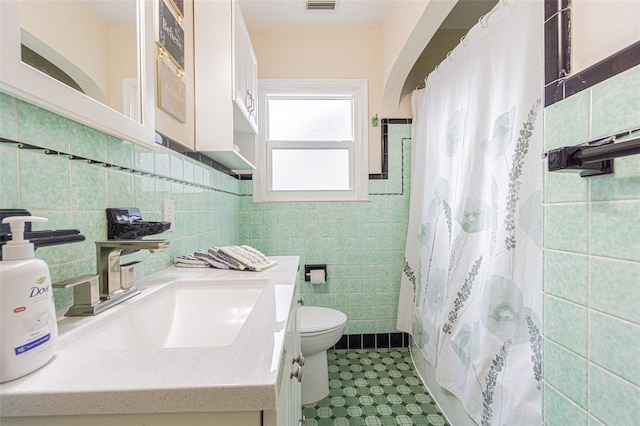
[397, 2, 542, 425]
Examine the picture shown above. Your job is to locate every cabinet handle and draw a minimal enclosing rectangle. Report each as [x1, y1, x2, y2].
[293, 353, 305, 366]
[291, 365, 303, 383]
[298, 298, 304, 306]
[246, 90, 254, 113]
[300, 415, 306, 425]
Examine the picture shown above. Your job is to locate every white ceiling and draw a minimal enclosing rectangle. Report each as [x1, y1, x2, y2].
[239, 0, 498, 31]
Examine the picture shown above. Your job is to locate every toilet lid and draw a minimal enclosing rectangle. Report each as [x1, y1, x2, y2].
[300, 306, 347, 334]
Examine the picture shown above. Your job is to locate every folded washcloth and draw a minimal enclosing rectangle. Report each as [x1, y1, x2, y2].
[218, 245, 278, 272]
[173, 245, 277, 271]
[193, 249, 230, 269]
[204, 247, 244, 270]
[172, 254, 210, 268]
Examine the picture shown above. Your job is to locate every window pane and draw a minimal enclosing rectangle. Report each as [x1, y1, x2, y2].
[268, 99, 353, 141]
[272, 148, 350, 191]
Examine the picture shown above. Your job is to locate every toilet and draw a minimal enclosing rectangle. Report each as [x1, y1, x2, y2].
[299, 306, 348, 404]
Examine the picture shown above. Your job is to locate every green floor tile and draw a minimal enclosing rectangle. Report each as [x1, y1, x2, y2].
[302, 348, 450, 426]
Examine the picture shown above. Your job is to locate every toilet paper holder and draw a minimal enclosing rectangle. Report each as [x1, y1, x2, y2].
[304, 264, 327, 282]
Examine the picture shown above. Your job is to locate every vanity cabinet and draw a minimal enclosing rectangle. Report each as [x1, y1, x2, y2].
[0, 257, 302, 426]
[265, 279, 303, 426]
[194, 0, 257, 171]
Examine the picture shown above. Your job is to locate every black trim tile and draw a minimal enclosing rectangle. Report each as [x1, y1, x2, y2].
[386, 118, 412, 125]
[331, 333, 410, 350]
[544, 14, 561, 85]
[545, 80, 564, 106]
[334, 335, 348, 350]
[376, 333, 390, 349]
[390, 332, 404, 348]
[403, 332, 411, 347]
[564, 41, 640, 98]
[362, 333, 376, 349]
[348, 334, 362, 350]
[544, 0, 568, 21]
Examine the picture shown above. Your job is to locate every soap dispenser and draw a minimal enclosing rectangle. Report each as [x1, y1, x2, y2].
[0, 216, 58, 383]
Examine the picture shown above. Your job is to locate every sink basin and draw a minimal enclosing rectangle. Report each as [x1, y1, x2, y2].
[61, 279, 268, 351]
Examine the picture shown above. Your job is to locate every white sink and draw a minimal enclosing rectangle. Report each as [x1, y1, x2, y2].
[61, 279, 268, 351]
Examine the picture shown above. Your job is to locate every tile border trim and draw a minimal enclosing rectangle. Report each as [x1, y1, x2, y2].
[544, 0, 640, 106]
[0, 137, 246, 196]
[369, 118, 412, 181]
[332, 332, 411, 350]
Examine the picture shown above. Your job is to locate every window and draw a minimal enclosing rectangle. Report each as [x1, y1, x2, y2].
[253, 79, 369, 202]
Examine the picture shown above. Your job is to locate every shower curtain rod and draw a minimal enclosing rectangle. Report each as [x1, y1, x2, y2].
[418, 0, 508, 89]
[545, 128, 640, 177]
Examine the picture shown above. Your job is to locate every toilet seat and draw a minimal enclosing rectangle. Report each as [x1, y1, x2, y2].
[300, 306, 347, 336]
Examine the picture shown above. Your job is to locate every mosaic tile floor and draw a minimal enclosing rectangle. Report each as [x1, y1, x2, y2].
[302, 348, 450, 426]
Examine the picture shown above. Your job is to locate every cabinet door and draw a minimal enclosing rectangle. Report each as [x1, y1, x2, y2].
[290, 282, 302, 424]
[270, 283, 302, 426]
[233, 1, 249, 114]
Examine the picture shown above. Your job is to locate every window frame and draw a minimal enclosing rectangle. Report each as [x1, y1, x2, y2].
[253, 79, 369, 203]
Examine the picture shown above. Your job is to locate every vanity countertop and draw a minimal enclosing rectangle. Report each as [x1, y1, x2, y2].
[0, 256, 300, 417]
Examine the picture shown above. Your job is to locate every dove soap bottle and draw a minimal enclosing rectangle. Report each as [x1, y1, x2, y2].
[0, 216, 58, 383]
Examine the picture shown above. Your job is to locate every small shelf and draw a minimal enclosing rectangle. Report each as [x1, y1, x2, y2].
[201, 149, 256, 171]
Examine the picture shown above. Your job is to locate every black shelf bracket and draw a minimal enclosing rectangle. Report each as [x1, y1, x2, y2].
[546, 130, 640, 178]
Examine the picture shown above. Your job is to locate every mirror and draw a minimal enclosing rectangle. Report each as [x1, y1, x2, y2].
[0, 0, 155, 147]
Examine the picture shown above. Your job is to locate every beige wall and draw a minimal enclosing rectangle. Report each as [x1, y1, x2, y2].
[249, 29, 384, 173]
[571, 0, 640, 73]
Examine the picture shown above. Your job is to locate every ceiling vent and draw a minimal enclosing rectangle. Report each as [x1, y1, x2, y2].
[306, 0, 336, 11]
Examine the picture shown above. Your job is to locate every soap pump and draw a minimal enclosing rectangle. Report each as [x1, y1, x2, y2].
[0, 216, 58, 383]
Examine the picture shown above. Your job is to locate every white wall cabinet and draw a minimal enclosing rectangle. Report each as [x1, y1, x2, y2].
[194, 0, 257, 171]
[233, 6, 258, 132]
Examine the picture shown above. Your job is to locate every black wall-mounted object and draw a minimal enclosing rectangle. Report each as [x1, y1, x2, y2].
[0, 209, 85, 260]
[546, 129, 640, 178]
[304, 264, 327, 282]
[106, 208, 170, 240]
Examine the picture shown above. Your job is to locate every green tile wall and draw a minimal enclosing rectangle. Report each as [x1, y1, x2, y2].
[542, 65, 640, 425]
[0, 92, 241, 312]
[238, 124, 412, 334]
[0, 92, 412, 334]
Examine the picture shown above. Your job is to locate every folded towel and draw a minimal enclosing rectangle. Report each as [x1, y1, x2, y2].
[218, 245, 278, 272]
[172, 254, 209, 268]
[173, 245, 277, 271]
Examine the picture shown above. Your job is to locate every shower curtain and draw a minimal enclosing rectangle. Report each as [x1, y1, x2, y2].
[397, 1, 542, 425]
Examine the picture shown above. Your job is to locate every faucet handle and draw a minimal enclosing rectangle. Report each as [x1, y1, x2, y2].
[53, 274, 100, 306]
[120, 261, 141, 290]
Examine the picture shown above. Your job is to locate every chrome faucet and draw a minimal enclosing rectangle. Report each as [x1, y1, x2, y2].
[96, 240, 169, 300]
[54, 240, 169, 316]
